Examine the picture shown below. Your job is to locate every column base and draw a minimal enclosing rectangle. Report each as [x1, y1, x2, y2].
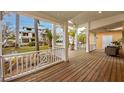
[0, 77, 4, 82]
[86, 50, 90, 53]
[64, 59, 69, 62]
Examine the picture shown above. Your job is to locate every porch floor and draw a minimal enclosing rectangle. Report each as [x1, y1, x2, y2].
[11, 49, 124, 82]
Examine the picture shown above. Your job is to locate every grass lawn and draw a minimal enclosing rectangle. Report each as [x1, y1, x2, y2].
[3, 45, 49, 55]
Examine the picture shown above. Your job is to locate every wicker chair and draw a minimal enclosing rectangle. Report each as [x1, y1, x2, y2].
[105, 46, 120, 56]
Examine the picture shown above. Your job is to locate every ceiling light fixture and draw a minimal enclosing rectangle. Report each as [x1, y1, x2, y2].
[109, 27, 123, 31]
[98, 11, 102, 14]
[78, 27, 86, 31]
[68, 20, 73, 24]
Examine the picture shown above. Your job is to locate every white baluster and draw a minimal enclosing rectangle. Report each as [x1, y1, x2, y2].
[53, 49, 55, 62]
[36, 53, 38, 67]
[52, 49, 54, 62]
[21, 56, 23, 73]
[9, 58, 12, 76]
[34, 53, 36, 68]
[49, 50, 50, 63]
[30, 54, 32, 70]
[60, 48, 61, 60]
[51, 49, 53, 63]
[54, 49, 56, 62]
[0, 56, 4, 81]
[48, 51, 50, 63]
[60, 48, 62, 60]
[16, 57, 19, 74]
[57, 48, 58, 61]
[58, 49, 59, 61]
[38, 53, 40, 66]
[58, 48, 60, 61]
[58, 48, 61, 61]
[61, 48, 63, 60]
[55, 49, 57, 62]
[26, 55, 28, 71]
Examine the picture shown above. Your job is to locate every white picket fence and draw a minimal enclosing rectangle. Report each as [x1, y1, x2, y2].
[0, 48, 64, 81]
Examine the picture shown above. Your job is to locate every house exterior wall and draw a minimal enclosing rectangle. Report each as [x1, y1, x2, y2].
[96, 31, 122, 49]
[29, 33, 32, 38]
[90, 32, 95, 44]
[89, 32, 96, 51]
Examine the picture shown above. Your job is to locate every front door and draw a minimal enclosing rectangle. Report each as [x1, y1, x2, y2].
[102, 35, 112, 49]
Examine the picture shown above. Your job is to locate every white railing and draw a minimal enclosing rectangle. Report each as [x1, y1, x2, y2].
[90, 44, 96, 51]
[78, 44, 86, 49]
[0, 48, 64, 81]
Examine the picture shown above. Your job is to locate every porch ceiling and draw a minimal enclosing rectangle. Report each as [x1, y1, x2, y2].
[17, 11, 124, 26]
[71, 11, 124, 25]
[92, 21, 124, 32]
[40, 11, 81, 22]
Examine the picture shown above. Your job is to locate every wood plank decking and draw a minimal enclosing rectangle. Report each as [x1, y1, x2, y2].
[11, 50, 124, 82]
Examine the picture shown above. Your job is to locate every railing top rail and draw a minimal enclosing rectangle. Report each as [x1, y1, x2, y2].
[90, 43, 96, 45]
[2, 47, 65, 58]
[54, 46, 64, 48]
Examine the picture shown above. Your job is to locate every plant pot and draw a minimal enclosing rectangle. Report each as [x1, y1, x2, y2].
[70, 44, 75, 50]
[121, 44, 124, 56]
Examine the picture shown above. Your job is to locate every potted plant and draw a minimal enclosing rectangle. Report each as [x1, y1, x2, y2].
[68, 30, 75, 50]
[77, 33, 86, 48]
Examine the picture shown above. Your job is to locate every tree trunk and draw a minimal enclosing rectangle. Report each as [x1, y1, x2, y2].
[34, 19, 39, 51]
[15, 14, 19, 48]
[48, 39, 52, 48]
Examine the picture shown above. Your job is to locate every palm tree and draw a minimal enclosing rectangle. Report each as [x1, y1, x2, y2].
[45, 28, 52, 48]
[77, 33, 86, 44]
[68, 30, 75, 50]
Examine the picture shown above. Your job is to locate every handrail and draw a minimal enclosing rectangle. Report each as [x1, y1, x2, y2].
[3, 47, 64, 57]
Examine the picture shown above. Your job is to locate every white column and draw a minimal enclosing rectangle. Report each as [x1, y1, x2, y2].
[63, 22, 69, 62]
[74, 27, 78, 50]
[0, 12, 3, 55]
[20, 32, 23, 45]
[86, 22, 90, 53]
[0, 12, 4, 81]
[94, 33, 97, 49]
[0, 21, 2, 56]
[52, 24, 56, 49]
[15, 14, 20, 47]
[34, 19, 39, 51]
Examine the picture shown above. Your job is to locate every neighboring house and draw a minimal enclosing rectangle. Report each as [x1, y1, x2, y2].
[19, 26, 47, 46]
[55, 27, 64, 46]
[56, 30, 63, 42]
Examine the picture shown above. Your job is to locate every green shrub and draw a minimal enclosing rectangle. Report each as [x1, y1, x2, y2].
[77, 33, 86, 44]
[56, 40, 62, 43]
[29, 42, 35, 46]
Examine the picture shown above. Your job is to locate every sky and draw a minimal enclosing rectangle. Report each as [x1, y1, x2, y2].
[3, 13, 52, 31]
